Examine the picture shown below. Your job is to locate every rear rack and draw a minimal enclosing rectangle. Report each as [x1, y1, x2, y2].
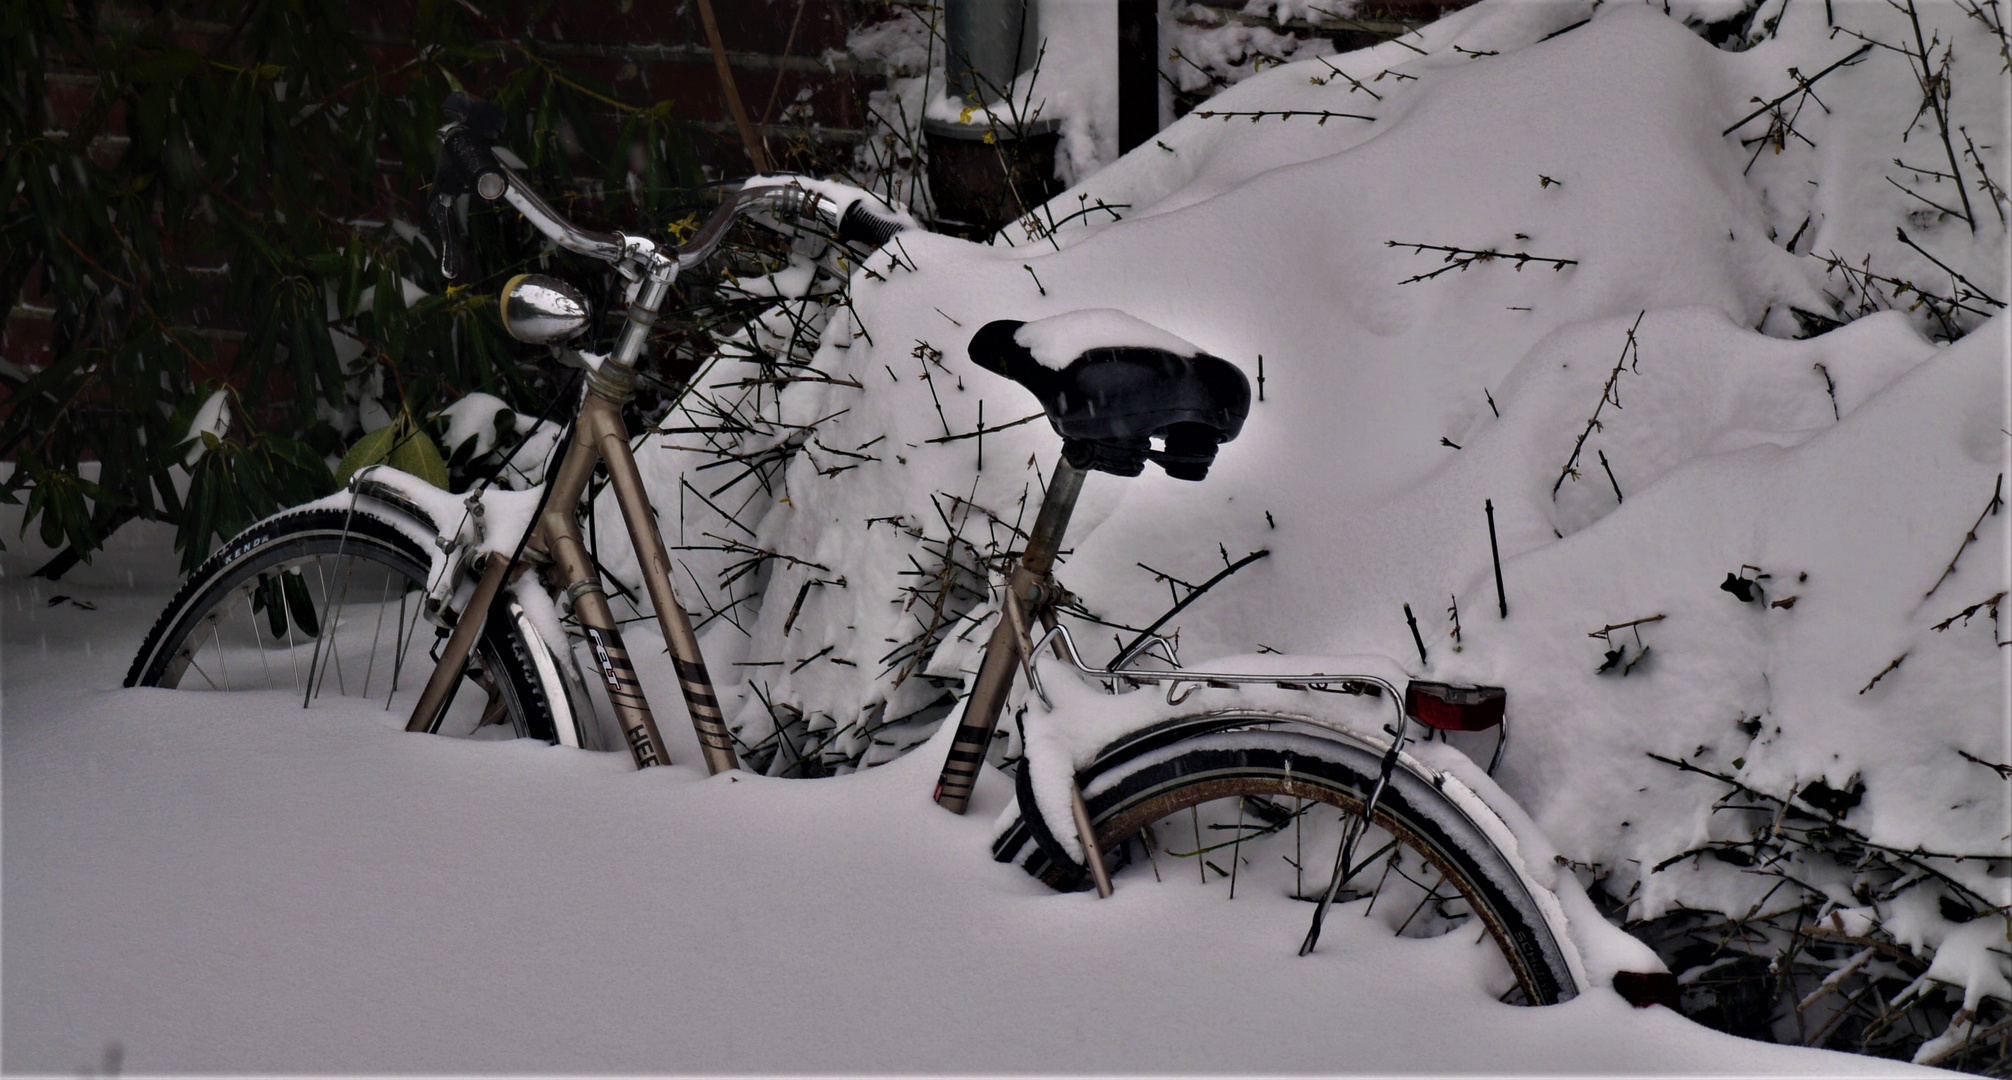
[1026, 621, 1509, 774]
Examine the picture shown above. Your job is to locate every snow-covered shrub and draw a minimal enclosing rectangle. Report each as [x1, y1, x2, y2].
[638, 0, 2009, 1065]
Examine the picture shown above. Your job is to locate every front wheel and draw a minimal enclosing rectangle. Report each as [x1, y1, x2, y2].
[995, 713, 1584, 1006]
[126, 503, 561, 743]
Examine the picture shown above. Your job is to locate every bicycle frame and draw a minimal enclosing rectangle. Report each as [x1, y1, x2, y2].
[402, 159, 770, 775]
[403, 387, 740, 774]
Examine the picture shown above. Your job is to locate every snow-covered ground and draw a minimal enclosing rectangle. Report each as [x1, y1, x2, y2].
[0, 521, 1949, 1074]
[6, 0, 2008, 1071]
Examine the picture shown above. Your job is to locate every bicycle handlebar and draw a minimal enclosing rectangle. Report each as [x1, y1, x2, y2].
[491, 159, 626, 263]
[431, 93, 908, 282]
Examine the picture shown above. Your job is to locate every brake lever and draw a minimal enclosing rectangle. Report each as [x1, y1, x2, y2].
[429, 124, 506, 281]
[429, 191, 467, 281]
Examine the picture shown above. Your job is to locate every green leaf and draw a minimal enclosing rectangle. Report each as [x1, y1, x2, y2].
[333, 413, 447, 490]
[257, 573, 288, 638]
[282, 570, 321, 638]
[126, 48, 204, 84]
[386, 417, 450, 490]
[332, 423, 401, 488]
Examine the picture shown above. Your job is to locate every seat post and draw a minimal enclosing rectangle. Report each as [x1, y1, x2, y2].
[1020, 455, 1086, 578]
[932, 454, 1086, 813]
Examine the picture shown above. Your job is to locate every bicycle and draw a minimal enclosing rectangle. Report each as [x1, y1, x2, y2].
[127, 92, 907, 767]
[129, 93, 1669, 1012]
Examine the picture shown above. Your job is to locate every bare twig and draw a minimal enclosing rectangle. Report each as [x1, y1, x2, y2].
[1310, 57, 1382, 99]
[1886, 175, 1970, 221]
[1956, 748, 2012, 779]
[1954, 0, 2011, 72]
[1894, 228, 2006, 309]
[1305, 5, 1428, 51]
[924, 411, 1044, 444]
[1820, 250, 1993, 338]
[1193, 109, 1376, 124]
[1896, 0, 1976, 230]
[1553, 312, 1645, 497]
[1109, 550, 1271, 669]
[1958, 125, 2010, 226]
[1813, 362, 1841, 419]
[1858, 652, 1908, 694]
[1925, 473, 2004, 598]
[1387, 240, 1578, 284]
[1932, 590, 2005, 633]
[1588, 613, 1667, 639]
[1721, 44, 1872, 136]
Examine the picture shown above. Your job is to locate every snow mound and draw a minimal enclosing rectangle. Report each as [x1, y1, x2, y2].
[612, 0, 2009, 1029]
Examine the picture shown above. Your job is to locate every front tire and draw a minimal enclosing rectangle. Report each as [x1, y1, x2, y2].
[127, 504, 558, 743]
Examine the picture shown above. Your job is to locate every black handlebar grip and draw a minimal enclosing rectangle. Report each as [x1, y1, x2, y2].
[442, 91, 506, 138]
[438, 128, 504, 201]
[837, 201, 905, 248]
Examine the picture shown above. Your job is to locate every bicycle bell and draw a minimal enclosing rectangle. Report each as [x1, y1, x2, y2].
[499, 274, 589, 344]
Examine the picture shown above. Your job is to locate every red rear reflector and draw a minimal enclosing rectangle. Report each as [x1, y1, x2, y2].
[1404, 681, 1506, 731]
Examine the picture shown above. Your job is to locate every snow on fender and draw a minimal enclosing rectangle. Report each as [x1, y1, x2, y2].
[1409, 738, 1675, 1007]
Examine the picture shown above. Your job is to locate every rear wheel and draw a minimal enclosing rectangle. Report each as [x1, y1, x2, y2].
[995, 713, 1582, 1005]
[126, 505, 558, 742]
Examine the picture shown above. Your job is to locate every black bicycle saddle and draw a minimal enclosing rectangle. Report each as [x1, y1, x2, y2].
[967, 315, 1250, 480]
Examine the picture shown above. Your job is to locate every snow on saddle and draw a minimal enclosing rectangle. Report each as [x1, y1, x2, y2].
[966, 309, 1251, 481]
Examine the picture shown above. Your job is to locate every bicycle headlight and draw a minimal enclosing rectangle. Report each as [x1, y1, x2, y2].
[499, 274, 589, 344]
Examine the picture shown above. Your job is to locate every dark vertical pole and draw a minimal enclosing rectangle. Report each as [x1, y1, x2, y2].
[1486, 498, 1508, 618]
[1117, 0, 1158, 154]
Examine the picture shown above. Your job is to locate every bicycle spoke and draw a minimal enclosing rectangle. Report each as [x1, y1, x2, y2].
[1360, 835, 1405, 916]
[302, 559, 331, 708]
[312, 556, 354, 699]
[285, 592, 302, 696]
[328, 556, 353, 695]
[1192, 805, 1205, 884]
[476, 682, 509, 730]
[135, 508, 549, 753]
[362, 570, 391, 698]
[245, 591, 273, 689]
[1228, 797, 1245, 898]
[1295, 794, 1304, 899]
[183, 653, 222, 691]
[387, 588, 424, 710]
[211, 623, 230, 690]
[1019, 735, 1578, 1007]
[1393, 867, 1452, 938]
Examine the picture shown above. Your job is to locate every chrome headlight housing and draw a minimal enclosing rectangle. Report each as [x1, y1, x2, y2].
[499, 274, 589, 344]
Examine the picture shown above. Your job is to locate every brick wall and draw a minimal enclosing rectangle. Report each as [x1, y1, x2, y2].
[5, 0, 887, 378]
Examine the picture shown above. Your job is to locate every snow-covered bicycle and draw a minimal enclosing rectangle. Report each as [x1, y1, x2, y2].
[128, 93, 1666, 1010]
